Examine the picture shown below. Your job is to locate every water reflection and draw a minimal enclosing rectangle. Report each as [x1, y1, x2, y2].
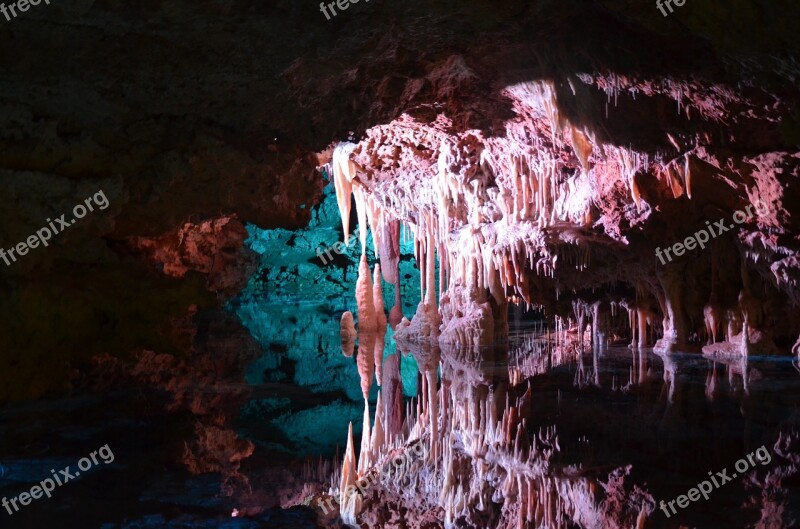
[328, 321, 800, 528]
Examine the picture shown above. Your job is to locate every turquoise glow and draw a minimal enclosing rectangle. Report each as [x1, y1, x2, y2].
[228, 173, 420, 455]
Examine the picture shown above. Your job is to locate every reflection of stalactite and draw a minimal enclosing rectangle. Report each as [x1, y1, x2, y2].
[332, 314, 659, 527]
[380, 220, 404, 328]
[705, 361, 720, 402]
[357, 331, 376, 400]
[381, 352, 404, 442]
[340, 311, 356, 357]
[338, 422, 360, 521]
[658, 351, 679, 406]
[638, 347, 647, 385]
[591, 301, 608, 351]
[355, 255, 377, 332]
[311, 58, 799, 527]
[572, 300, 590, 352]
[373, 265, 387, 331]
[373, 327, 386, 387]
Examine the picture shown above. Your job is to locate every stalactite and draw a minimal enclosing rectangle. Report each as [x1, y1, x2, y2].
[570, 126, 593, 173]
[591, 301, 606, 350]
[625, 303, 637, 349]
[637, 308, 648, 349]
[373, 264, 387, 330]
[572, 300, 594, 351]
[357, 331, 376, 400]
[332, 142, 358, 243]
[353, 185, 370, 253]
[425, 228, 436, 306]
[726, 308, 742, 342]
[704, 304, 721, 345]
[322, 82, 690, 528]
[367, 194, 383, 256]
[379, 220, 404, 328]
[356, 254, 377, 332]
[684, 154, 693, 199]
[374, 322, 386, 385]
[439, 242, 447, 301]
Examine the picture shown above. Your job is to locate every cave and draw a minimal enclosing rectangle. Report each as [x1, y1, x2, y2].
[1, 1, 800, 528]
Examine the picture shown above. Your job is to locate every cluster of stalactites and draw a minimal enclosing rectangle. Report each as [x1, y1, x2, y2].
[332, 142, 384, 254]
[615, 301, 657, 350]
[657, 148, 693, 200]
[328, 74, 670, 335]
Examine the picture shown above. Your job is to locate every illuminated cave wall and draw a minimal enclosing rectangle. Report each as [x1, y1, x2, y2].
[229, 174, 422, 455]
